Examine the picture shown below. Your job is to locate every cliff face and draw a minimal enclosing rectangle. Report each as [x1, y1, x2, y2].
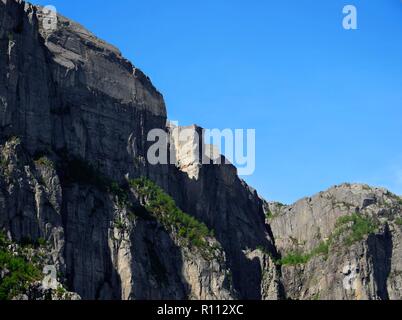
[265, 184, 402, 300]
[0, 0, 279, 300]
[0, 0, 401, 301]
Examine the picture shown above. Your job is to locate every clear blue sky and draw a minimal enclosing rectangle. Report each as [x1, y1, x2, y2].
[34, 0, 402, 204]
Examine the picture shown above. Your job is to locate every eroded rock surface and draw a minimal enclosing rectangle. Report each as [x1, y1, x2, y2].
[265, 184, 402, 300]
[0, 0, 276, 300]
[1, 0, 401, 300]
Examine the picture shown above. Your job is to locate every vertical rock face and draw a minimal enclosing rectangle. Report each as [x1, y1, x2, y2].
[167, 124, 281, 299]
[1, 0, 167, 180]
[1, 0, 402, 301]
[265, 184, 402, 300]
[0, 0, 277, 300]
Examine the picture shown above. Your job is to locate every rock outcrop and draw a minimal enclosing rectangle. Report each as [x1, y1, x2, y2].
[265, 184, 402, 300]
[1, 0, 401, 300]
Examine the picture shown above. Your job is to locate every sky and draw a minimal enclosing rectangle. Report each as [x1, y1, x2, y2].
[34, 0, 402, 204]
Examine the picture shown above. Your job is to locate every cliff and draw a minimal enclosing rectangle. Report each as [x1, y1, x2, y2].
[0, 0, 401, 300]
[265, 184, 402, 300]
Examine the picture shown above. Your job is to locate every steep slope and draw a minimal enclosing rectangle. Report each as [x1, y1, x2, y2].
[0, 0, 279, 300]
[264, 184, 402, 300]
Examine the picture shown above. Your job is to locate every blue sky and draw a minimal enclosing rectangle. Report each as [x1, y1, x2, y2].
[34, 0, 402, 204]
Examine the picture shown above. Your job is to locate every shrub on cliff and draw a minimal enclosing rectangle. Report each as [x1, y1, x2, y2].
[130, 177, 214, 250]
[0, 232, 42, 300]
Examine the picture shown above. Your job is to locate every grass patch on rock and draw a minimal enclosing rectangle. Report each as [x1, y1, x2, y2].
[335, 213, 378, 246]
[279, 213, 377, 266]
[0, 232, 42, 300]
[279, 240, 329, 266]
[130, 177, 215, 253]
[394, 217, 402, 226]
[34, 156, 54, 169]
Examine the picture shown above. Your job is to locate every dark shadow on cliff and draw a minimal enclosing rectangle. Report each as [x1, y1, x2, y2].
[163, 163, 278, 300]
[367, 224, 393, 300]
[57, 156, 190, 299]
[128, 204, 190, 299]
[59, 184, 123, 300]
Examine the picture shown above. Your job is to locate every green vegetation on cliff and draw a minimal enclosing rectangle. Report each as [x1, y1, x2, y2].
[335, 213, 378, 246]
[279, 241, 329, 266]
[130, 177, 215, 251]
[0, 232, 42, 300]
[279, 213, 378, 266]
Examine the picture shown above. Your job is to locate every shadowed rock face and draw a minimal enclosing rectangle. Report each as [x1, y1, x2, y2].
[1, 0, 401, 301]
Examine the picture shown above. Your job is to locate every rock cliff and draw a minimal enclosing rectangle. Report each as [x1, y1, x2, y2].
[0, 0, 401, 300]
[265, 184, 402, 300]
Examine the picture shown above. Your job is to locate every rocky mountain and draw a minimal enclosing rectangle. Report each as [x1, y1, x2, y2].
[0, 0, 401, 300]
[265, 184, 402, 300]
